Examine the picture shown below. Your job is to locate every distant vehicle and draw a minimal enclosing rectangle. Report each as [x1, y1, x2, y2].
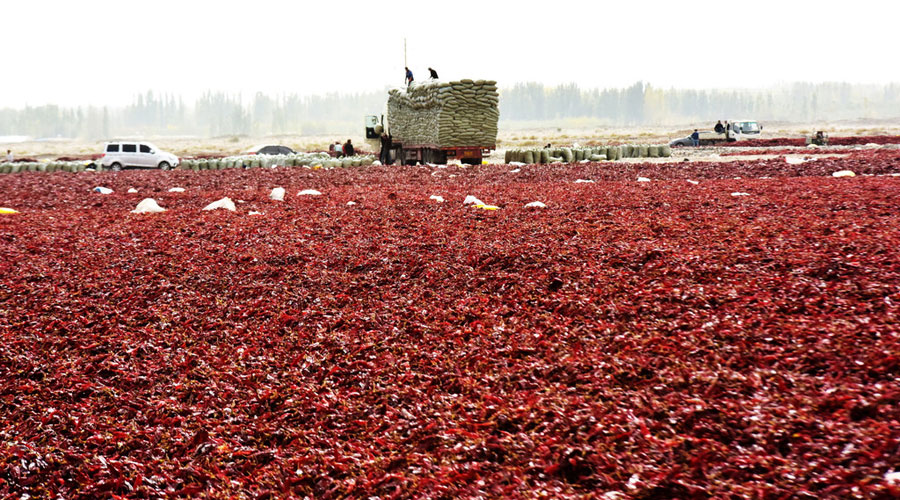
[101, 142, 179, 171]
[731, 120, 762, 135]
[245, 145, 296, 155]
[670, 120, 763, 146]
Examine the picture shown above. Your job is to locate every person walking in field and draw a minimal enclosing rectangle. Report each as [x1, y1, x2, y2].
[405, 67, 414, 87]
[5, 150, 12, 162]
[714, 120, 725, 134]
[428, 67, 438, 79]
[343, 139, 354, 157]
[691, 129, 700, 147]
[380, 133, 392, 165]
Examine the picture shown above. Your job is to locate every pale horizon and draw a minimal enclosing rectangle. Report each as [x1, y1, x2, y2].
[3, 0, 899, 108]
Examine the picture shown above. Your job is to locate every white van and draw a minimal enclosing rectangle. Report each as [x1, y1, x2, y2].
[101, 142, 179, 171]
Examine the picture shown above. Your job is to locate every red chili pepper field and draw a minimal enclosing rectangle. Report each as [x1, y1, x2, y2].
[1, 153, 900, 498]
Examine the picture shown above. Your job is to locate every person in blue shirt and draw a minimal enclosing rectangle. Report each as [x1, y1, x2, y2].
[691, 129, 700, 147]
[405, 67, 414, 87]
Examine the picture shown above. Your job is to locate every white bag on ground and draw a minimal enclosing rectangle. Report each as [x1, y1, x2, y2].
[463, 195, 484, 205]
[298, 189, 323, 196]
[93, 186, 113, 194]
[270, 187, 286, 201]
[525, 201, 547, 208]
[132, 198, 166, 214]
[203, 197, 237, 212]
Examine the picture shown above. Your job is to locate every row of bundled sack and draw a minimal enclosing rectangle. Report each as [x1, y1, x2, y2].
[0, 161, 93, 174]
[0, 153, 378, 174]
[504, 144, 672, 164]
[178, 153, 376, 170]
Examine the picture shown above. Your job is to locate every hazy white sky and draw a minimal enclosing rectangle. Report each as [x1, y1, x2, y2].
[3, 0, 898, 108]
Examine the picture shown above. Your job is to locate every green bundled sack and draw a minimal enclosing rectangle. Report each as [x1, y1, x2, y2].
[660, 145, 672, 157]
[589, 154, 606, 161]
[560, 148, 573, 163]
[523, 150, 534, 164]
[648, 145, 659, 158]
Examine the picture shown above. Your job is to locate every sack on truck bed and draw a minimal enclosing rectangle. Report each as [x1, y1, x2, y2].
[387, 80, 500, 149]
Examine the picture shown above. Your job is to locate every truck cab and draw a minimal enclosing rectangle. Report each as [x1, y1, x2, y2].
[363, 113, 488, 165]
[364, 115, 383, 139]
[731, 120, 762, 135]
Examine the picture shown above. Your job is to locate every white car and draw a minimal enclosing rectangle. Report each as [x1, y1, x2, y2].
[101, 142, 179, 171]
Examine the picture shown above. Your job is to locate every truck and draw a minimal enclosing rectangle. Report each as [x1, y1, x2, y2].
[364, 79, 499, 165]
[669, 120, 763, 147]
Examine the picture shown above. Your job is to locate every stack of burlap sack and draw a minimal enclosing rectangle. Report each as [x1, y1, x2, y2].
[387, 79, 499, 147]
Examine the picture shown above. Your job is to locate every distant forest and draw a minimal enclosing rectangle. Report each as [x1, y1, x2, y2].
[2, 82, 899, 139]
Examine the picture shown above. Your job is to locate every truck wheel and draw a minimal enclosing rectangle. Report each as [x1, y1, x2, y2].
[111, 163, 122, 172]
[158, 161, 171, 171]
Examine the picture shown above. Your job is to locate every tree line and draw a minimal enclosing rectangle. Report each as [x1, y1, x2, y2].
[2, 82, 898, 139]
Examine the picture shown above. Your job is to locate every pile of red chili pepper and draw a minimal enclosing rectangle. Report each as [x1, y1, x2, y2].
[700, 135, 900, 149]
[1, 156, 899, 498]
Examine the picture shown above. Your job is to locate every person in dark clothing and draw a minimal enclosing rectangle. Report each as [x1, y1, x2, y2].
[405, 67, 414, 86]
[380, 133, 392, 165]
[690, 129, 700, 147]
[343, 139, 354, 157]
[714, 120, 725, 134]
[428, 67, 438, 79]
